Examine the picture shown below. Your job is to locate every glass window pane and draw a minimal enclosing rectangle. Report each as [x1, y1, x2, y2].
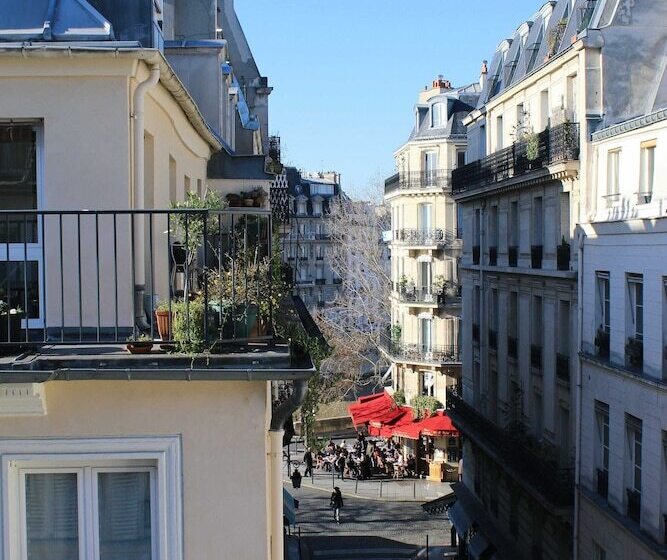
[98, 472, 152, 560]
[25, 473, 79, 560]
[0, 125, 38, 243]
[0, 261, 40, 319]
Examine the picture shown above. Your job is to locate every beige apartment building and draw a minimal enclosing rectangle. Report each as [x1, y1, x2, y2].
[449, 1, 667, 559]
[0, 2, 312, 560]
[383, 77, 479, 407]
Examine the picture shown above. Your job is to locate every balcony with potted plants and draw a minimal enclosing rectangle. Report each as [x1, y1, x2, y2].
[393, 228, 457, 248]
[384, 169, 452, 196]
[0, 197, 318, 381]
[379, 334, 461, 366]
[451, 121, 580, 198]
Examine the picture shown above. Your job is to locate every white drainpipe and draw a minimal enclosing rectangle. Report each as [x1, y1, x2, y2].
[131, 63, 160, 328]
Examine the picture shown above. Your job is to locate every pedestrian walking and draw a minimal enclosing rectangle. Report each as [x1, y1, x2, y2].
[303, 447, 313, 477]
[330, 486, 344, 524]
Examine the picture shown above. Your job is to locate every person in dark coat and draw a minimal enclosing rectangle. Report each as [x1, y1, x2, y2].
[330, 486, 344, 523]
[303, 448, 313, 477]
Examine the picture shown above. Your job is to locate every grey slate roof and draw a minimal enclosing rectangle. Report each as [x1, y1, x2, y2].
[406, 84, 480, 142]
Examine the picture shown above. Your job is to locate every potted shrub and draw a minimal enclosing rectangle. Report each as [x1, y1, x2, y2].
[240, 191, 255, 207]
[398, 275, 409, 293]
[0, 301, 23, 343]
[525, 131, 540, 163]
[126, 333, 154, 354]
[625, 337, 643, 368]
[154, 301, 173, 341]
[557, 236, 571, 270]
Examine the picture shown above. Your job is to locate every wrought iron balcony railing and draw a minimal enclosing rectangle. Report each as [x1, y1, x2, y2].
[446, 387, 575, 507]
[451, 122, 580, 195]
[380, 334, 461, 365]
[393, 228, 456, 246]
[385, 169, 452, 194]
[0, 208, 276, 348]
[397, 287, 444, 306]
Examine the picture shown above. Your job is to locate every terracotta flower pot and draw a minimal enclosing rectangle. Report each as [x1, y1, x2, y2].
[126, 341, 154, 354]
[155, 310, 172, 341]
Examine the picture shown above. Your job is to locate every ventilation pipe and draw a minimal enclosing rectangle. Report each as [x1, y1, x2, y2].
[269, 379, 308, 560]
[131, 63, 160, 330]
[479, 60, 488, 90]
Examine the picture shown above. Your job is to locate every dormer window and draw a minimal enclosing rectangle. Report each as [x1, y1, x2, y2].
[296, 197, 307, 216]
[312, 197, 323, 216]
[431, 103, 445, 128]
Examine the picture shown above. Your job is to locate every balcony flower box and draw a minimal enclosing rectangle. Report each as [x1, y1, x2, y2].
[557, 241, 571, 271]
[595, 328, 610, 359]
[625, 337, 643, 368]
[489, 246, 497, 266]
[530, 245, 543, 269]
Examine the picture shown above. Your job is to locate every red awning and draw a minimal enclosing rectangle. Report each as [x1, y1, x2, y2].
[391, 411, 458, 440]
[348, 391, 396, 428]
[378, 408, 414, 437]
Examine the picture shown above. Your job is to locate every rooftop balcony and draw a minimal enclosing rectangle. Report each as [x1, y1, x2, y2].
[392, 228, 458, 247]
[446, 388, 574, 508]
[451, 122, 580, 197]
[379, 334, 461, 366]
[0, 208, 316, 378]
[384, 170, 451, 196]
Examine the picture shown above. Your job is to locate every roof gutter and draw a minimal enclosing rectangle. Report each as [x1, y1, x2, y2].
[0, 45, 222, 151]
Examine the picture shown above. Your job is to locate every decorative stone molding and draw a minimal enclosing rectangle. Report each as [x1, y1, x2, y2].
[0, 384, 46, 416]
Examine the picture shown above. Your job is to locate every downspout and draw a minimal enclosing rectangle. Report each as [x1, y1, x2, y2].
[131, 63, 160, 329]
[573, 226, 586, 560]
[269, 379, 308, 560]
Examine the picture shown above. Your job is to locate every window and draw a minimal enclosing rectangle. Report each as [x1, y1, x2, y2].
[419, 203, 433, 232]
[532, 197, 543, 246]
[540, 90, 549, 131]
[431, 102, 445, 128]
[457, 150, 466, 169]
[423, 152, 438, 184]
[566, 74, 578, 122]
[639, 141, 656, 203]
[421, 371, 435, 397]
[310, 183, 334, 196]
[296, 198, 307, 216]
[625, 414, 643, 494]
[533, 390, 543, 438]
[627, 274, 643, 341]
[420, 318, 432, 352]
[496, 115, 504, 149]
[595, 401, 610, 476]
[312, 198, 322, 216]
[196, 178, 202, 197]
[606, 149, 621, 205]
[596, 272, 610, 334]
[0, 436, 182, 560]
[184, 175, 190, 194]
[516, 103, 525, 132]
[0, 124, 42, 325]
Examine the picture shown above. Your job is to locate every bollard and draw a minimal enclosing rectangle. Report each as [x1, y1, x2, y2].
[413, 481, 416, 498]
[380, 481, 383, 497]
[426, 534, 429, 559]
[298, 526, 303, 560]
[332, 464, 335, 488]
[355, 478, 358, 494]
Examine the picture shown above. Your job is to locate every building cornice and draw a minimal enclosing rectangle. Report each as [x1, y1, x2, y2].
[592, 108, 667, 142]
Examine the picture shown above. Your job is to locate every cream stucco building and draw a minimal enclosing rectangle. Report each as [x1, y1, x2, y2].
[383, 77, 479, 408]
[0, 2, 312, 560]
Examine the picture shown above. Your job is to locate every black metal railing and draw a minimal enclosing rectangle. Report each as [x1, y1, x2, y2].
[489, 246, 497, 266]
[531, 344, 543, 369]
[380, 334, 461, 364]
[447, 388, 575, 507]
[385, 169, 451, 194]
[0, 208, 275, 348]
[531, 245, 543, 269]
[627, 489, 641, 523]
[452, 122, 580, 195]
[507, 335, 518, 359]
[393, 228, 456, 246]
[596, 468, 608, 500]
[472, 245, 480, 265]
[556, 353, 570, 383]
[397, 287, 444, 305]
[508, 245, 518, 267]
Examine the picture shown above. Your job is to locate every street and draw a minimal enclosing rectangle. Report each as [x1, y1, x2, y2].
[286, 485, 454, 560]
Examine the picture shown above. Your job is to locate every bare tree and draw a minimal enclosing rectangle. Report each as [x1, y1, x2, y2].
[315, 187, 392, 399]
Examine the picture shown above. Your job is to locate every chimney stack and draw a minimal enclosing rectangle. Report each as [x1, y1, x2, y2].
[479, 60, 488, 89]
[432, 75, 452, 90]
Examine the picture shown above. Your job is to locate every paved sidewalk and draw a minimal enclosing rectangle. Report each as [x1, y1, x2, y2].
[284, 466, 452, 502]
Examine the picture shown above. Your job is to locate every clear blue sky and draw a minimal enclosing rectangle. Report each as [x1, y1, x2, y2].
[236, 0, 541, 197]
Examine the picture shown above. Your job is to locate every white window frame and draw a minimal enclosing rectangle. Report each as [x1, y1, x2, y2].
[638, 141, 656, 203]
[0, 436, 183, 560]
